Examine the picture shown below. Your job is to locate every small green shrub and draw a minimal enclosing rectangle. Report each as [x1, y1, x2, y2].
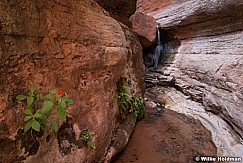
[16, 86, 74, 132]
[130, 97, 145, 121]
[117, 82, 145, 120]
[117, 83, 132, 119]
[80, 130, 96, 149]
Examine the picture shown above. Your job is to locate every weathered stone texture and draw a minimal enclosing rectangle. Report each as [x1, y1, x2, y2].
[153, 0, 243, 30]
[0, 0, 144, 162]
[136, 0, 188, 14]
[132, 0, 243, 43]
[129, 12, 156, 47]
[151, 87, 243, 156]
[132, 0, 243, 156]
[174, 35, 243, 137]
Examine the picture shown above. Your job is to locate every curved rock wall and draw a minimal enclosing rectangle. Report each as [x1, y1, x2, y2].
[0, 0, 144, 162]
[132, 0, 243, 156]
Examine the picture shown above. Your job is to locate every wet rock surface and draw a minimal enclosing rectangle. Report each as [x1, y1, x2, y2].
[130, 0, 243, 157]
[113, 96, 217, 163]
[141, 64, 243, 156]
[113, 84, 243, 162]
[154, 87, 243, 157]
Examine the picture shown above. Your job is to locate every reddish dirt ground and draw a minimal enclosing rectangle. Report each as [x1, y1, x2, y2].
[112, 101, 217, 163]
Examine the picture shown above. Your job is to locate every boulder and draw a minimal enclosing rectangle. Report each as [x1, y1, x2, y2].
[129, 12, 157, 47]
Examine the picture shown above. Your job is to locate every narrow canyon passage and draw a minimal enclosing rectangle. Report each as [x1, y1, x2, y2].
[113, 0, 243, 159]
[1, 1, 243, 162]
[112, 29, 243, 161]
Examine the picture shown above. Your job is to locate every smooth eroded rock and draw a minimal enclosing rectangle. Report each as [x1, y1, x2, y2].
[0, 0, 144, 162]
[129, 12, 157, 47]
[135, 0, 243, 156]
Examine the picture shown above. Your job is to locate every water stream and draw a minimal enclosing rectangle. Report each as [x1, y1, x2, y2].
[152, 25, 163, 68]
[143, 25, 243, 158]
[113, 24, 243, 162]
[145, 53, 243, 158]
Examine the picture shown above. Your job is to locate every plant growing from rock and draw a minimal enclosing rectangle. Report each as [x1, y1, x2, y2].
[117, 82, 132, 119]
[16, 86, 74, 132]
[130, 97, 145, 120]
[117, 82, 145, 120]
[80, 130, 96, 149]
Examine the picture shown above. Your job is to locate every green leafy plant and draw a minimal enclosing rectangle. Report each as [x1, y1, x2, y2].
[117, 82, 145, 120]
[80, 130, 96, 149]
[117, 83, 132, 119]
[130, 97, 145, 121]
[16, 86, 74, 132]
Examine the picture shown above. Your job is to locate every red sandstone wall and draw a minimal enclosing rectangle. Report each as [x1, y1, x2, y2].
[0, 0, 144, 162]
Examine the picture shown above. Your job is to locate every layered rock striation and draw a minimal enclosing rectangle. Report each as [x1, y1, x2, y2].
[0, 0, 144, 162]
[131, 0, 243, 156]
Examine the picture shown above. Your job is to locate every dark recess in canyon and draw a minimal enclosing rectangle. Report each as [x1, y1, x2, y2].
[94, 0, 137, 27]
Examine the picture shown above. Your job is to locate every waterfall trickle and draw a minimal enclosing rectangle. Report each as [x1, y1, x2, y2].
[157, 25, 161, 45]
[153, 25, 163, 68]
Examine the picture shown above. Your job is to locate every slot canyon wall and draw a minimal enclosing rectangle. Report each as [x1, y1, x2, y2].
[131, 0, 243, 156]
[0, 0, 144, 162]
